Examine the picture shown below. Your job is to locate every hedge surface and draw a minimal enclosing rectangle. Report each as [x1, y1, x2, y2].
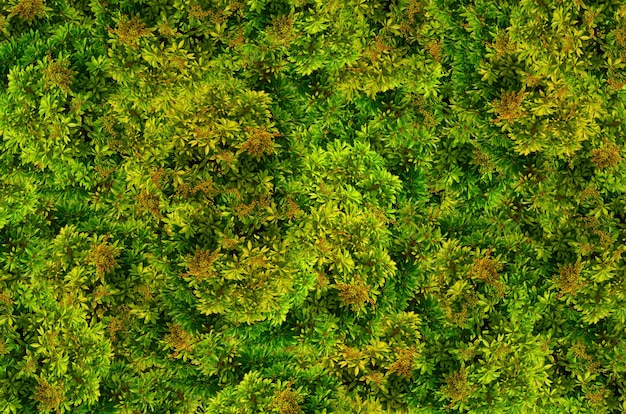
[1, 0, 625, 413]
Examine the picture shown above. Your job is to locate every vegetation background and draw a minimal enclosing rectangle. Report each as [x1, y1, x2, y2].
[0, 0, 625, 412]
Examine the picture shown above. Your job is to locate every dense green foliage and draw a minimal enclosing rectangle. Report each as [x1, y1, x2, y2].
[1, 0, 626, 412]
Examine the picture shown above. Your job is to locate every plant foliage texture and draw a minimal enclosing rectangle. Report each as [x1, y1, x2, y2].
[1, 0, 626, 413]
